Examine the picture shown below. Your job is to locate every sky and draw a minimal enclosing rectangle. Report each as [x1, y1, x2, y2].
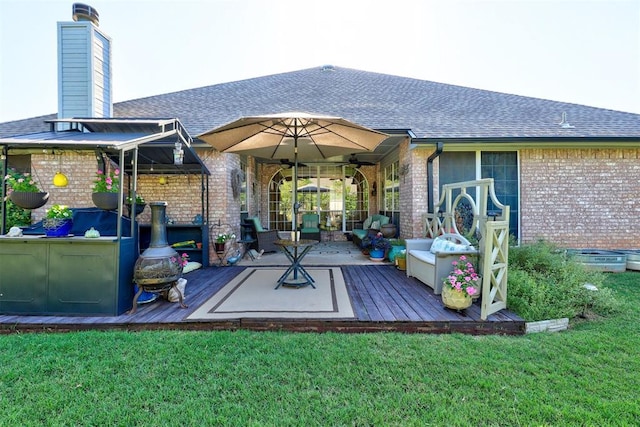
[1, 0, 639, 123]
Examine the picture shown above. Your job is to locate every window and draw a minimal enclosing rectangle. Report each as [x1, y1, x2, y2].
[439, 151, 519, 238]
[383, 160, 400, 211]
[267, 165, 369, 232]
[239, 158, 248, 213]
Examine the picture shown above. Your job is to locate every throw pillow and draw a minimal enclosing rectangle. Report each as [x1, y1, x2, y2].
[183, 261, 202, 274]
[363, 217, 373, 229]
[430, 237, 448, 253]
[371, 220, 381, 230]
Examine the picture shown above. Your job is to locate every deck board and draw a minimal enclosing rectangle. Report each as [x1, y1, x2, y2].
[0, 265, 525, 335]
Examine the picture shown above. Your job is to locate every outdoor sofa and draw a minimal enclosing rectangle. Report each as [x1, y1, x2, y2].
[405, 233, 478, 294]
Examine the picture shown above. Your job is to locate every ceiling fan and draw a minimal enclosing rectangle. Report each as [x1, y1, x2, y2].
[347, 153, 375, 168]
[278, 158, 308, 168]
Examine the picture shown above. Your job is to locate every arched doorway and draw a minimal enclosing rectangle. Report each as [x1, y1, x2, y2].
[268, 165, 369, 232]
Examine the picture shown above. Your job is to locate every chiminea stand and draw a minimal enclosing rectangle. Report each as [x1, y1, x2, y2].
[129, 202, 189, 314]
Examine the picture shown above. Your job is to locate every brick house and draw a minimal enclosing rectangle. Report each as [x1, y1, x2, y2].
[1, 15, 639, 263]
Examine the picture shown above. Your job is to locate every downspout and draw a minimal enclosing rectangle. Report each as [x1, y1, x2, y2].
[426, 141, 443, 214]
[1, 145, 7, 234]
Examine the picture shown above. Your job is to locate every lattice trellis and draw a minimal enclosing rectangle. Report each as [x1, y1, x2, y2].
[423, 178, 510, 319]
[481, 220, 509, 320]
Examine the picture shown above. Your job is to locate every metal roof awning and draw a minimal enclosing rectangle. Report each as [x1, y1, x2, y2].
[0, 118, 210, 175]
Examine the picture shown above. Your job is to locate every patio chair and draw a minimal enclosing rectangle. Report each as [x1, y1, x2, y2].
[352, 214, 390, 247]
[300, 213, 320, 241]
[243, 217, 279, 253]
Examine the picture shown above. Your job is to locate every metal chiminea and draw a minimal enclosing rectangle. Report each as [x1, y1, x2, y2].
[131, 202, 186, 312]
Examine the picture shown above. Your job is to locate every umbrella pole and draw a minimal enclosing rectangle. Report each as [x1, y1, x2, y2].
[292, 134, 299, 235]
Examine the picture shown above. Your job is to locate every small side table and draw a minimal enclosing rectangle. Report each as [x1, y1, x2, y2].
[239, 237, 257, 260]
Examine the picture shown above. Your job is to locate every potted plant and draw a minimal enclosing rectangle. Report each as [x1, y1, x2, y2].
[387, 238, 406, 262]
[214, 233, 236, 254]
[4, 168, 49, 209]
[43, 204, 73, 237]
[92, 168, 120, 210]
[362, 231, 391, 261]
[395, 249, 407, 270]
[125, 193, 146, 217]
[441, 255, 480, 310]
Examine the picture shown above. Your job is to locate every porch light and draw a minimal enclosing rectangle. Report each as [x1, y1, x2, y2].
[53, 153, 68, 187]
[173, 141, 184, 165]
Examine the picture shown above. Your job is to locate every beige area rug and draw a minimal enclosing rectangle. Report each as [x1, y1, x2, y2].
[236, 241, 392, 266]
[187, 267, 355, 320]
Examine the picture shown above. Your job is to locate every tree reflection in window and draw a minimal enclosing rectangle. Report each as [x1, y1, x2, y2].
[267, 165, 369, 232]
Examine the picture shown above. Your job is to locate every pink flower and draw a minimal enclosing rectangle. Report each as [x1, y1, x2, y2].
[466, 286, 477, 296]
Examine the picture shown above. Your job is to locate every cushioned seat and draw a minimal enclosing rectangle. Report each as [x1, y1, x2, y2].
[244, 217, 279, 253]
[300, 213, 320, 241]
[405, 234, 478, 294]
[352, 214, 390, 246]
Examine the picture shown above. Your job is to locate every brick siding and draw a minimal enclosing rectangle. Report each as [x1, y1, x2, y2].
[520, 148, 640, 249]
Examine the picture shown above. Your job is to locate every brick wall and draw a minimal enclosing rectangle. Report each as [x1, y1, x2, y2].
[520, 148, 640, 249]
[30, 151, 98, 220]
[23, 145, 640, 257]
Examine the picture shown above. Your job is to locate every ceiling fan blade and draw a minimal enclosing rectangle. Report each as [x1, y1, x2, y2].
[348, 154, 375, 166]
[279, 158, 308, 168]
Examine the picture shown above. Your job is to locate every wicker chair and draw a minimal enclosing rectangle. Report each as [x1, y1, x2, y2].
[300, 213, 320, 241]
[244, 217, 279, 253]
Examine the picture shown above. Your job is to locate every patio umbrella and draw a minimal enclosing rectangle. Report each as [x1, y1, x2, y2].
[296, 183, 330, 193]
[197, 112, 388, 233]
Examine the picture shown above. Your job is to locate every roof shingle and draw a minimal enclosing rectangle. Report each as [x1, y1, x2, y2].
[2, 66, 639, 140]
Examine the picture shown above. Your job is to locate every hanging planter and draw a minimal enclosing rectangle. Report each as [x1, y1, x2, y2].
[9, 191, 50, 209]
[4, 168, 48, 209]
[92, 167, 120, 210]
[126, 203, 146, 217]
[92, 192, 119, 210]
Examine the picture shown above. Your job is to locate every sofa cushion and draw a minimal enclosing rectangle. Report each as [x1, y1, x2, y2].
[371, 220, 381, 230]
[429, 237, 449, 253]
[430, 236, 470, 253]
[410, 250, 436, 264]
[363, 217, 373, 229]
[353, 229, 368, 239]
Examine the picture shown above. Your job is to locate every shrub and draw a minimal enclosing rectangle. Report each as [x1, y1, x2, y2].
[507, 240, 621, 321]
[5, 200, 31, 228]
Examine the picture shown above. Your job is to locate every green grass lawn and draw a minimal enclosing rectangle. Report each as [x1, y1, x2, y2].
[1, 273, 638, 426]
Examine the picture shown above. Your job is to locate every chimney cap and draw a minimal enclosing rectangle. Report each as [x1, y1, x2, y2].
[72, 3, 99, 26]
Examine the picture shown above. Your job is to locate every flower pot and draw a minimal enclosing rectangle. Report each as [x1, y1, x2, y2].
[126, 203, 146, 217]
[369, 248, 385, 261]
[387, 245, 405, 262]
[396, 257, 406, 271]
[9, 191, 49, 209]
[471, 277, 482, 300]
[92, 192, 119, 210]
[441, 286, 472, 310]
[214, 242, 226, 254]
[380, 223, 397, 238]
[43, 218, 73, 237]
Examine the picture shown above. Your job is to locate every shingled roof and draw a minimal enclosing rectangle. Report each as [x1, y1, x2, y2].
[2, 66, 639, 140]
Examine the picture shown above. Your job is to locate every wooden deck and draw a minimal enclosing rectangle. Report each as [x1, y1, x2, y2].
[0, 265, 525, 335]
